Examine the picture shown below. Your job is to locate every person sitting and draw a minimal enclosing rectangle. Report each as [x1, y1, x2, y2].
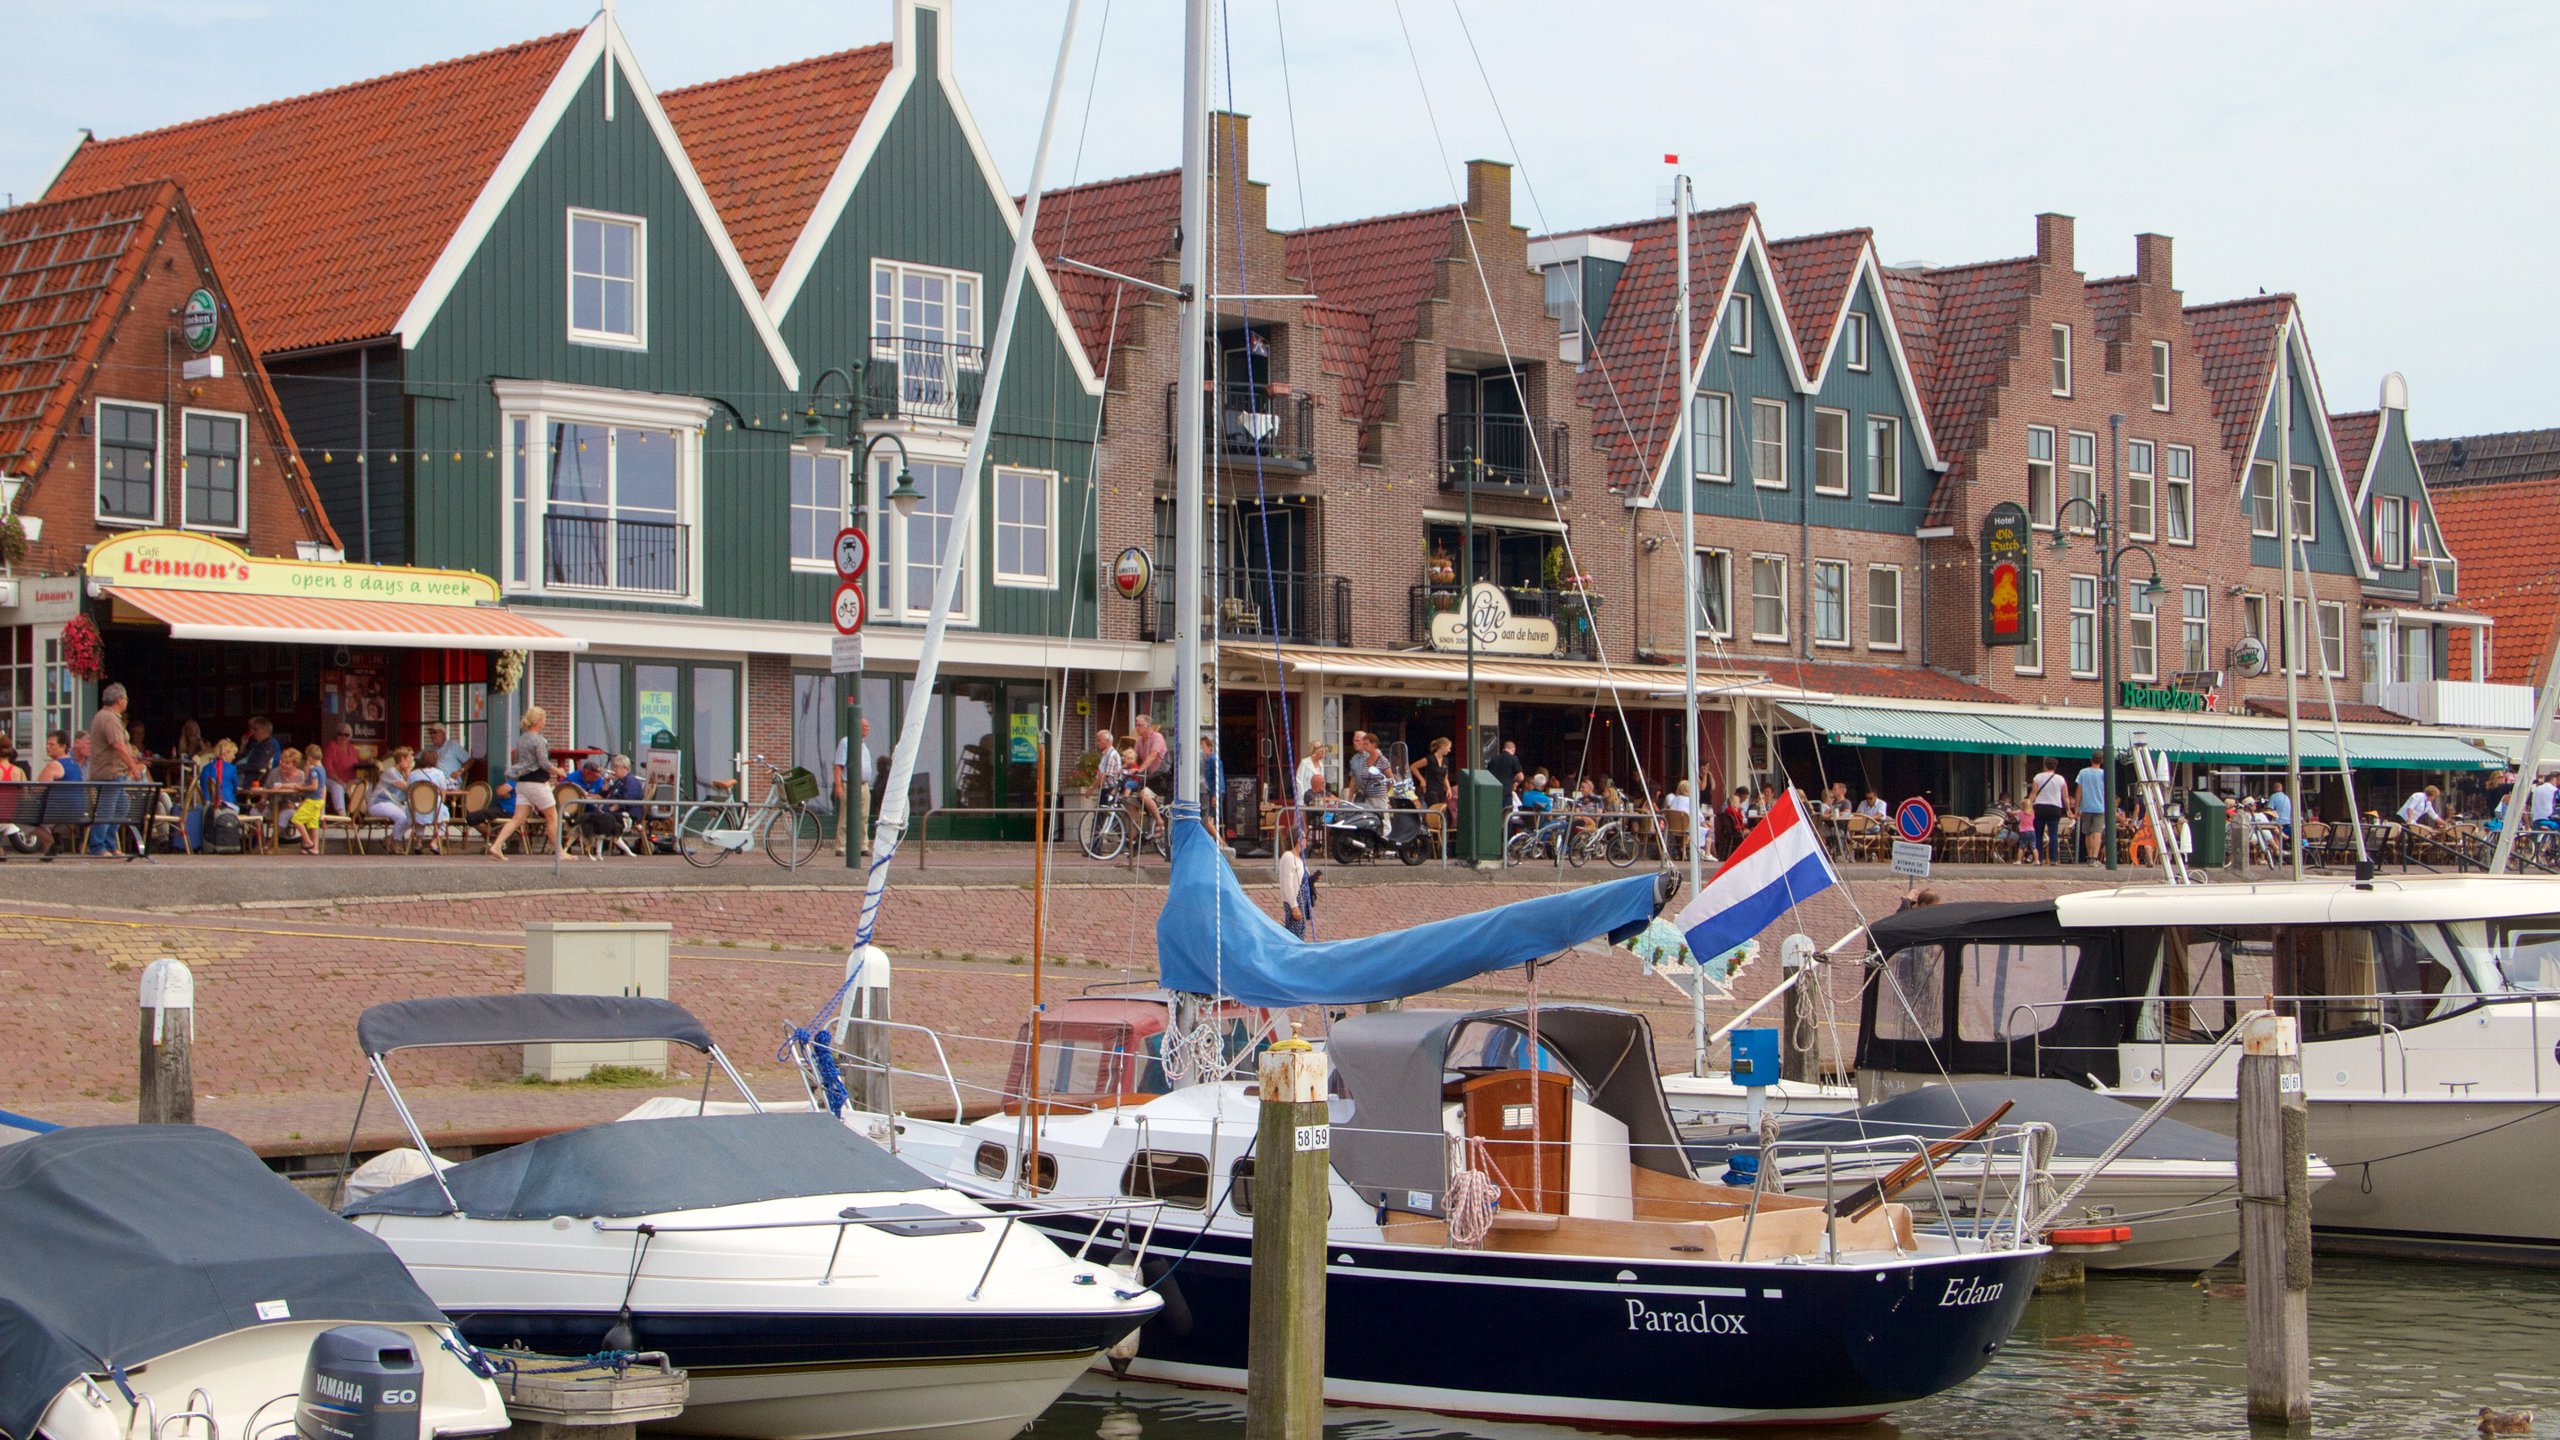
[1858, 789, 1890, 821]
[238, 716, 280, 788]
[270, 748, 323, 854]
[369, 747, 420, 845]
[1716, 787, 1751, 855]
[321, 723, 360, 814]
[581, 754, 644, 859]
[465, 776, 517, 839]
[184, 738, 245, 852]
[1516, 772, 1564, 846]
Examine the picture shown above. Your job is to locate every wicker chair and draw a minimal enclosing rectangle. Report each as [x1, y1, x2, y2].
[317, 770, 391, 855]
[1844, 812, 1882, 861]
[403, 778, 453, 854]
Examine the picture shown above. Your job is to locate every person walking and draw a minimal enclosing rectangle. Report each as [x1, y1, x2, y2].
[1199, 733, 1224, 833]
[487, 706, 560, 860]
[833, 712, 873, 856]
[83, 682, 140, 855]
[1275, 826, 1318, 939]
[2074, 754, 2109, 863]
[1485, 738, 1522, 794]
[1415, 736, 1453, 817]
[2029, 758, 2069, 866]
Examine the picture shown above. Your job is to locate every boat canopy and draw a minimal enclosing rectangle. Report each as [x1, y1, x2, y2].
[344, 1112, 937, 1220]
[1858, 900, 2137, 1087]
[1156, 823, 1673, 1007]
[0, 1125, 448, 1440]
[357, 993, 717, 1057]
[1328, 1006, 1690, 1219]
[1697, 1078, 2236, 1167]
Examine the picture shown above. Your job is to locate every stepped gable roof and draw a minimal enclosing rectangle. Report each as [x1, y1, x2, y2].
[1283, 204, 1460, 426]
[48, 31, 583, 353]
[663, 45, 892, 294]
[0, 181, 174, 476]
[2184, 294, 2294, 463]
[2430, 478, 2560, 684]
[1768, 228, 1870, 372]
[1565, 204, 1753, 492]
[1881, 257, 2037, 526]
[1301, 303, 1376, 419]
[2085, 274, 2138, 341]
[2328, 410, 2380, 489]
[1756, 659, 2009, 705]
[1029, 167, 1180, 374]
[2416, 428, 2560, 489]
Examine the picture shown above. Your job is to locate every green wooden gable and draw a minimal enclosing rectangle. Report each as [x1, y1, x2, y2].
[2360, 407, 2435, 597]
[1803, 271, 1934, 535]
[2247, 348, 2362, 579]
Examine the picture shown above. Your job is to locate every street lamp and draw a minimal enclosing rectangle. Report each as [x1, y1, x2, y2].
[713, 366, 922, 519]
[2052, 494, 2168, 872]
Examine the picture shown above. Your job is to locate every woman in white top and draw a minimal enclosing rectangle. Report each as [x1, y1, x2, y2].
[369, 748, 418, 837]
[1294, 743, 1330, 805]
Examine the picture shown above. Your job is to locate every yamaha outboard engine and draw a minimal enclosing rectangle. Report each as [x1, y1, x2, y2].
[296, 1325, 424, 1440]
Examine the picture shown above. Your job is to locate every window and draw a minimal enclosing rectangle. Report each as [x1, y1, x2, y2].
[1867, 415, 1901, 502]
[567, 210, 643, 346]
[872, 259, 984, 416]
[1868, 565, 1904, 651]
[790, 451, 849, 570]
[993, 466, 1056, 588]
[2400, 622, 2433, 683]
[1813, 408, 1850, 495]
[1750, 554, 1787, 641]
[1692, 548, 1730, 637]
[2051, 323, 2073, 395]
[2163, 445, 2194, 544]
[2364, 620, 2386, 685]
[1120, 1150, 1211, 1209]
[95, 400, 160, 523]
[2288, 464, 2318, 541]
[2128, 585, 2158, 681]
[1812, 559, 1848, 645]
[180, 410, 244, 532]
[2181, 585, 2210, 674]
[496, 382, 705, 602]
[1724, 292, 1753, 353]
[2243, 592, 2268, 655]
[1843, 312, 1870, 371]
[1542, 258, 1583, 359]
[2150, 340, 2172, 411]
[2125, 440, 2155, 541]
[2247, 461, 2277, 537]
[1691, 392, 1731, 481]
[882, 454, 972, 623]
[1749, 398, 1787, 488]
[2027, 426, 2056, 529]
[2285, 596, 2310, 676]
[2375, 494, 2407, 569]
[2319, 600, 2346, 677]
[509, 419, 529, 584]
[2069, 574, 2099, 676]
[2013, 569, 2044, 675]
[2066, 431, 2097, 531]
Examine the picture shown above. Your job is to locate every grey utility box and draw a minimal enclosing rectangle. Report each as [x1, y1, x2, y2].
[523, 921, 674, 1080]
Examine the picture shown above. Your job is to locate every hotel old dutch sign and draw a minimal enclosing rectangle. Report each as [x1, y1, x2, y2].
[1980, 501, 2031, 648]
[1429, 581, 1559, 656]
[85, 531, 500, 607]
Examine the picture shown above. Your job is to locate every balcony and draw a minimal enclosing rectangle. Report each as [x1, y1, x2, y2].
[1407, 584, 1602, 661]
[1439, 412, 1569, 499]
[1164, 383, 1316, 472]
[1146, 568, 1350, 647]
[863, 338, 984, 425]
[2365, 679, 2535, 728]
[543, 513, 689, 597]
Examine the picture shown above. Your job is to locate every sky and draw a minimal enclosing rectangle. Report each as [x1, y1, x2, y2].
[3, 1, 2553, 438]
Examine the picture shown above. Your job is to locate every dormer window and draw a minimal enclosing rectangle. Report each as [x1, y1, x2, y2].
[567, 210, 644, 348]
[1842, 312, 1870, 371]
[1725, 293, 1753, 353]
[2375, 494, 2407, 569]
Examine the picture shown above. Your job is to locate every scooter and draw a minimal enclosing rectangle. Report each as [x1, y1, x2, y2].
[1318, 778, 1432, 866]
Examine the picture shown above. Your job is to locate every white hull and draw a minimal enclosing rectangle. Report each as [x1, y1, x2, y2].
[1660, 1071, 1861, 1127]
[35, 1321, 505, 1440]
[650, 1353, 1100, 1440]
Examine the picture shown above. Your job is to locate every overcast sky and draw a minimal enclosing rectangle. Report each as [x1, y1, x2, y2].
[5, 1, 2552, 437]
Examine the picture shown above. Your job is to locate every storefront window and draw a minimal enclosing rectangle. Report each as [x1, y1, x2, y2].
[635, 663, 680, 752]
[691, 667, 737, 794]
[792, 672, 837, 819]
[576, 660, 626, 758]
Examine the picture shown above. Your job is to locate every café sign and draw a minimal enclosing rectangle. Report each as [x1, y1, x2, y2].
[2119, 679, 2216, 714]
[1980, 501, 2031, 648]
[85, 530, 500, 607]
[1429, 581, 1559, 656]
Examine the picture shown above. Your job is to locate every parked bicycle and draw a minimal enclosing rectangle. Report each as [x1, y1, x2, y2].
[674, 754, 822, 870]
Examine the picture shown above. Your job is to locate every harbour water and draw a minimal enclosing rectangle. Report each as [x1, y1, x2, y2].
[1020, 1258, 2558, 1439]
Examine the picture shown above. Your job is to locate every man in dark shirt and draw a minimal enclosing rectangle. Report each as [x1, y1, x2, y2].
[239, 716, 280, 786]
[1485, 738, 1522, 791]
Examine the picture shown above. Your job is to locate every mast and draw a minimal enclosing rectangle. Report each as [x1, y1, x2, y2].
[2276, 326, 2305, 880]
[1672, 170, 1707, 1079]
[1173, 0, 1210, 815]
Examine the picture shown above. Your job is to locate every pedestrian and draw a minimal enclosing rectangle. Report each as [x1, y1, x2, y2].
[2398, 783, 2446, 834]
[1275, 826, 1318, 939]
[486, 705, 560, 860]
[84, 681, 140, 855]
[2024, 758, 2066, 866]
[1294, 741, 1330, 806]
[1895, 887, 1944, 913]
[174, 718, 207, 763]
[834, 712, 874, 855]
[2530, 772, 2559, 828]
[1199, 733, 1224, 832]
[1486, 738, 1522, 793]
[1415, 735, 1454, 828]
[1129, 714, 1170, 828]
[1346, 731, 1391, 806]
[2075, 753, 2108, 862]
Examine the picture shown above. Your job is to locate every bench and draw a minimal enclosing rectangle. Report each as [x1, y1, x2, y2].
[0, 781, 165, 860]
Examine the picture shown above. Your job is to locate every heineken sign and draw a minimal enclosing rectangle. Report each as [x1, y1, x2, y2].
[1980, 501, 2031, 647]
[181, 289, 218, 353]
[2120, 680, 2212, 713]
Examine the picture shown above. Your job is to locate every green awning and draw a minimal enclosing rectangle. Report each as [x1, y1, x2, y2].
[1777, 701, 2500, 771]
[1776, 702, 2025, 755]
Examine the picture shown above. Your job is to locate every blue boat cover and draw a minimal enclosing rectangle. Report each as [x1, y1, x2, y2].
[1157, 822, 1673, 1006]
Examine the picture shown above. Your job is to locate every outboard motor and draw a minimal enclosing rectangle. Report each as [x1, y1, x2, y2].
[296, 1325, 424, 1440]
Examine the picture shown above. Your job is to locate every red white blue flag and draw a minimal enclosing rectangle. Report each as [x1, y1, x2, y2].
[1674, 787, 1840, 963]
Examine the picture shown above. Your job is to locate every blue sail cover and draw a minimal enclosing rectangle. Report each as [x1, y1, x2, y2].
[1157, 822, 1672, 1006]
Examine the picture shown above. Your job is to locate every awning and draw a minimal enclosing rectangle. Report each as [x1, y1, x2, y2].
[1235, 646, 1756, 699]
[1777, 700, 2500, 771]
[106, 587, 586, 652]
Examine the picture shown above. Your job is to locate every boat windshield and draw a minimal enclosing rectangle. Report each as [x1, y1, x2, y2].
[2444, 915, 2560, 994]
[2136, 922, 2479, 1042]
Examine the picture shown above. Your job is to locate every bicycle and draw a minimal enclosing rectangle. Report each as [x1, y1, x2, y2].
[673, 754, 822, 870]
[1502, 811, 1571, 867]
[1575, 812, 1644, 869]
[1080, 784, 1173, 862]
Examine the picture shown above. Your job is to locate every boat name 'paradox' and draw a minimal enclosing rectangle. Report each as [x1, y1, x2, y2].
[1623, 1298, 1747, 1335]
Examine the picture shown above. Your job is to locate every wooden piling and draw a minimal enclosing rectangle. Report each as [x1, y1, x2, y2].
[1245, 1041, 1329, 1440]
[137, 958, 194, 1125]
[2238, 1012, 2312, 1423]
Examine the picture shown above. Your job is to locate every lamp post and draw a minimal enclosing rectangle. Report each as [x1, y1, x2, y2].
[2052, 494, 2167, 872]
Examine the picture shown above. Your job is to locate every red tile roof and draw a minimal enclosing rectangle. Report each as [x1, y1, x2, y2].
[2328, 410, 2380, 490]
[1030, 168, 1181, 374]
[2185, 295, 2293, 464]
[2084, 275, 2138, 341]
[1754, 659, 2011, 705]
[662, 45, 891, 294]
[1283, 206, 1460, 426]
[1300, 302, 1375, 418]
[1768, 228, 1869, 373]
[1884, 258, 2038, 526]
[2237, 698, 2412, 726]
[47, 31, 583, 353]
[0, 181, 175, 476]
[1567, 205, 1753, 492]
[2414, 428, 2560, 489]
[2430, 477, 2560, 683]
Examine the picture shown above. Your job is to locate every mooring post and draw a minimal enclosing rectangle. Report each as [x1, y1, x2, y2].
[1245, 1039, 1329, 1440]
[137, 958, 194, 1125]
[2239, 1011, 2311, 1422]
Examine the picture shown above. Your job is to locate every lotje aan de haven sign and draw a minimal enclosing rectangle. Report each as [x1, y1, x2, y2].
[86, 531, 500, 607]
[1428, 581, 1559, 656]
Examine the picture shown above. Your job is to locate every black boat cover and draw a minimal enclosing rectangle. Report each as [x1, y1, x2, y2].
[0, 1125, 448, 1440]
[343, 1112, 938, 1219]
[1691, 1078, 2236, 1167]
[356, 993, 716, 1057]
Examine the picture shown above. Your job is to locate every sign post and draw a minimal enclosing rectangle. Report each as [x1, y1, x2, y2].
[1892, 798, 1937, 882]
[831, 529, 870, 871]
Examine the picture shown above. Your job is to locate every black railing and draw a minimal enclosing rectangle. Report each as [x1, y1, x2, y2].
[864, 338, 985, 424]
[1165, 383, 1317, 471]
[1439, 412, 1569, 498]
[1407, 584, 1603, 661]
[1147, 568, 1351, 647]
[543, 513, 689, 596]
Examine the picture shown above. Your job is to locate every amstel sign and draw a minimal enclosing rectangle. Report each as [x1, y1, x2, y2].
[85, 531, 500, 607]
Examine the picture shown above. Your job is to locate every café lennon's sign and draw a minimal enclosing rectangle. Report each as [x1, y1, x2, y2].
[85, 531, 501, 607]
[1429, 581, 1560, 656]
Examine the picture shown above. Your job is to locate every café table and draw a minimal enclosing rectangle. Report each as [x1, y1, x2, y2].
[242, 785, 315, 854]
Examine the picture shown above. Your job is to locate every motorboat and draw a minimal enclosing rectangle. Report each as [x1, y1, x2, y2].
[1854, 878, 2560, 1264]
[0, 1123, 507, 1440]
[1658, 1068, 1860, 1127]
[1687, 1078, 2336, 1272]
[341, 994, 1160, 1440]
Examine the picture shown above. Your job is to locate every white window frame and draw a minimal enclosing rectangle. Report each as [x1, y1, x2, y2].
[1692, 547, 1731, 638]
[2069, 573, 2099, 677]
[2125, 439, 2155, 542]
[1811, 558, 1850, 647]
[1867, 415, 1901, 502]
[2150, 339, 2171, 411]
[1843, 312, 1871, 372]
[93, 399, 163, 527]
[2027, 425, 2056, 530]
[2163, 444, 2195, 545]
[2247, 460, 2278, 537]
[1749, 552, 1788, 642]
[1812, 407, 1851, 497]
[2013, 567, 2044, 675]
[566, 208, 646, 350]
[1691, 392, 1731, 482]
[2127, 585, 2158, 682]
[2051, 323, 2073, 396]
[1867, 564, 1904, 652]
[871, 440, 978, 626]
[2288, 463, 2318, 542]
[2243, 592, 2269, 654]
[2319, 599, 2347, 678]
[2375, 494, 2407, 570]
[1750, 398, 1788, 490]
[178, 406, 249, 536]
[789, 448, 852, 573]
[2285, 595, 2310, 676]
[2181, 584, 2210, 675]
[992, 464, 1060, 589]
[870, 258, 985, 358]
[1725, 292, 1754, 353]
[2066, 430, 2098, 533]
[493, 379, 708, 607]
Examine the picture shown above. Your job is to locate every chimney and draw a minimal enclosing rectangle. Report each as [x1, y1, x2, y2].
[1210, 111, 1250, 178]
[2034, 212, 2076, 271]
[2134, 232, 2174, 290]
[1464, 159, 1512, 228]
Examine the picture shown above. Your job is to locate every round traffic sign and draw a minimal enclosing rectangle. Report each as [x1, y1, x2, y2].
[831, 582, 866, 635]
[833, 526, 870, 580]
[1895, 797, 1936, 843]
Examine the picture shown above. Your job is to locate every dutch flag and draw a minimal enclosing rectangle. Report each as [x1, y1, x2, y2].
[1675, 787, 1841, 965]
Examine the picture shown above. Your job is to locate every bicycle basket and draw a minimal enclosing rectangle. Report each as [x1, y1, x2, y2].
[780, 765, 822, 805]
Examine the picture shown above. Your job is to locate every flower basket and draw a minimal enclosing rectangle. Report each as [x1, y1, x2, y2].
[63, 613, 106, 682]
[1428, 589, 1459, 615]
[490, 648, 528, 695]
[0, 510, 25, 566]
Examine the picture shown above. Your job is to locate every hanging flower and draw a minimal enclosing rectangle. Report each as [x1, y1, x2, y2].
[490, 649, 527, 695]
[63, 613, 106, 682]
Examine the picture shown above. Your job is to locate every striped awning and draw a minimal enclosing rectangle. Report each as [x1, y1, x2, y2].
[1777, 700, 2499, 771]
[106, 587, 586, 652]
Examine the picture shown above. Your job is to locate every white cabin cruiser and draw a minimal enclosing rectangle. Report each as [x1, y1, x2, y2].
[0, 1124, 507, 1440]
[342, 995, 1158, 1440]
[1856, 878, 2560, 1264]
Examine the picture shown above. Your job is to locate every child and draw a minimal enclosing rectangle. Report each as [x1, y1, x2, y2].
[271, 747, 323, 853]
